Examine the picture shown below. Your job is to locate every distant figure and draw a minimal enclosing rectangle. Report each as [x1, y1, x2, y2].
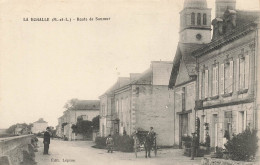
[106, 134, 114, 153]
[43, 127, 51, 155]
[148, 127, 155, 136]
[145, 127, 155, 158]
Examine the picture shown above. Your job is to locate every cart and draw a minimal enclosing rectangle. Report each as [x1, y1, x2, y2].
[133, 130, 157, 158]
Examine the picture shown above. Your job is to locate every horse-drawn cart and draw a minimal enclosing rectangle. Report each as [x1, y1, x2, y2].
[133, 130, 157, 158]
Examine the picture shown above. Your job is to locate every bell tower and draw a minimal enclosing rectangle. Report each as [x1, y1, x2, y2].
[179, 0, 212, 44]
[215, 0, 236, 18]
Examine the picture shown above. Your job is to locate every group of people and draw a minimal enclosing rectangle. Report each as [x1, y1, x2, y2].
[106, 127, 156, 158]
[42, 126, 156, 158]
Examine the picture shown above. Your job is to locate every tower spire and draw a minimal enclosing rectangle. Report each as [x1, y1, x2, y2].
[179, 0, 212, 44]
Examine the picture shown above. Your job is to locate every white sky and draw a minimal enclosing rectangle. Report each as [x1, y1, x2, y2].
[0, 0, 259, 129]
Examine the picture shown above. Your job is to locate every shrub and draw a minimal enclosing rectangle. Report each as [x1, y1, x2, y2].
[182, 135, 192, 148]
[112, 134, 134, 152]
[95, 136, 107, 148]
[205, 135, 210, 147]
[224, 129, 258, 161]
[215, 147, 224, 158]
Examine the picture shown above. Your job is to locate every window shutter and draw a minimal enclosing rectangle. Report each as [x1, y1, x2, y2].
[244, 110, 247, 131]
[229, 61, 233, 93]
[236, 58, 240, 91]
[216, 65, 219, 95]
[245, 55, 249, 89]
[199, 71, 202, 99]
[205, 70, 209, 98]
[220, 64, 225, 95]
[212, 67, 216, 96]
[240, 59, 245, 89]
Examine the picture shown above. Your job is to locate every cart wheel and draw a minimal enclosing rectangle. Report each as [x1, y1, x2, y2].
[154, 137, 157, 157]
[154, 146, 157, 156]
[135, 146, 137, 158]
[134, 136, 137, 158]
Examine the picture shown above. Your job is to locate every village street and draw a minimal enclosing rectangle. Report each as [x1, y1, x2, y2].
[35, 138, 202, 165]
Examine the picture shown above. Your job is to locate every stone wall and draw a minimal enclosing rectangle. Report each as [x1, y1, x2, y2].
[0, 135, 34, 165]
[201, 158, 256, 165]
[134, 85, 175, 146]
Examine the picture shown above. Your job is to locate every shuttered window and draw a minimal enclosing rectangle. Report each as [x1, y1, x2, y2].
[220, 63, 225, 95]
[240, 58, 245, 89]
[216, 64, 219, 95]
[229, 61, 234, 93]
[238, 55, 249, 90]
[205, 70, 209, 98]
[212, 64, 219, 96]
[244, 55, 249, 89]
[199, 71, 203, 99]
[236, 58, 240, 91]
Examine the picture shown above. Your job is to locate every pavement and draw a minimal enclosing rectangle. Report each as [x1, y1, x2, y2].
[35, 138, 202, 165]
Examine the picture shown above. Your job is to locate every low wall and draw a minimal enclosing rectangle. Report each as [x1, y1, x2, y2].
[0, 134, 34, 165]
[201, 158, 258, 165]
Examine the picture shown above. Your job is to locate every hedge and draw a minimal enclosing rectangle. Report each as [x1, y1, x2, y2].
[94, 134, 134, 152]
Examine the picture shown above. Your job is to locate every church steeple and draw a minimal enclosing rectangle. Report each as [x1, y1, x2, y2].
[179, 0, 212, 44]
[215, 0, 236, 18]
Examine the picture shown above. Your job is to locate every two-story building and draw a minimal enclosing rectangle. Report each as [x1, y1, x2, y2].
[193, 1, 260, 149]
[61, 100, 100, 140]
[100, 61, 175, 146]
[99, 77, 130, 137]
[31, 118, 48, 134]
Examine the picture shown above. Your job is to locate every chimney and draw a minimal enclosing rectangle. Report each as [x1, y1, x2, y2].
[215, 0, 236, 18]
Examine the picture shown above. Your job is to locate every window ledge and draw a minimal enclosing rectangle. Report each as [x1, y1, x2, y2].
[237, 89, 248, 95]
[221, 92, 233, 98]
[209, 95, 219, 100]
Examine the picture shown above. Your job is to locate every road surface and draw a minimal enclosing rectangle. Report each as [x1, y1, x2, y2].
[35, 138, 202, 165]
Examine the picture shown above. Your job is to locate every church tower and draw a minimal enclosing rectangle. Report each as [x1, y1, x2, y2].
[215, 0, 236, 18]
[179, 0, 212, 44]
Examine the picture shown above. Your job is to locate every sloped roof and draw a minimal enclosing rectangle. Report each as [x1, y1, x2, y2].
[193, 10, 260, 57]
[70, 100, 100, 110]
[184, 0, 207, 8]
[168, 43, 205, 89]
[101, 77, 130, 96]
[130, 68, 152, 85]
[34, 118, 47, 123]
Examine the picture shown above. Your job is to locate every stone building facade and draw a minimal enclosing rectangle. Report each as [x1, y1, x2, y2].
[31, 118, 48, 134]
[58, 100, 100, 140]
[169, 0, 260, 149]
[99, 77, 130, 137]
[193, 2, 260, 149]
[100, 61, 175, 146]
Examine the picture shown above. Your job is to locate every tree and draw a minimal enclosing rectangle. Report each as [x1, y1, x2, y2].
[6, 123, 32, 135]
[6, 124, 17, 134]
[64, 98, 79, 110]
[71, 120, 93, 139]
[92, 115, 100, 131]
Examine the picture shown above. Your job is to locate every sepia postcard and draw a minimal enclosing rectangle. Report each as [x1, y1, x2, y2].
[0, 0, 260, 165]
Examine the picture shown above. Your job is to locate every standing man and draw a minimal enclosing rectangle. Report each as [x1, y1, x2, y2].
[106, 134, 114, 153]
[43, 127, 51, 155]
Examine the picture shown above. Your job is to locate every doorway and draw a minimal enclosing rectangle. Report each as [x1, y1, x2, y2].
[179, 113, 188, 148]
[212, 114, 218, 148]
